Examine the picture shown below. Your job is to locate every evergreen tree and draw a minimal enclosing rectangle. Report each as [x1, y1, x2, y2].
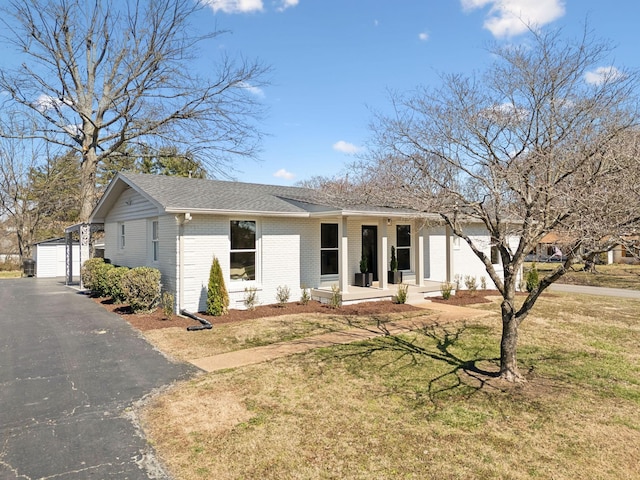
[206, 256, 229, 316]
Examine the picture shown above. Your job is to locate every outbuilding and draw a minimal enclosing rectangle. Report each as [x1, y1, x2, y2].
[34, 238, 80, 278]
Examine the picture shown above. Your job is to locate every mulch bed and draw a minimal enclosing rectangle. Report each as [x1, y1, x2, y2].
[93, 290, 511, 332]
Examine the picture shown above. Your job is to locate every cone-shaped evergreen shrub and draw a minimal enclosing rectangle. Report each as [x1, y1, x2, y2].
[207, 256, 229, 316]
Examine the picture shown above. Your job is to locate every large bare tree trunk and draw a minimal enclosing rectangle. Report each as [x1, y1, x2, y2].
[500, 299, 524, 382]
[79, 151, 99, 222]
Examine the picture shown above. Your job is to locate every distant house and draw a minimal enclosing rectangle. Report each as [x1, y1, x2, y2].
[89, 173, 517, 312]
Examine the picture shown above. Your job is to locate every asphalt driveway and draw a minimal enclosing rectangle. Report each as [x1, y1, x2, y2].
[0, 278, 196, 479]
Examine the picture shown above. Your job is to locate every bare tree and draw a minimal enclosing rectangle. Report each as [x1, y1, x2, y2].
[0, 0, 269, 221]
[361, 27, 640, 381]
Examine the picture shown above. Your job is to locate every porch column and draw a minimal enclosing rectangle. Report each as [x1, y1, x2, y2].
[66, 231, 73, 285]
[339, 217, 349, 293]
[445, 225, 453, 283]
[79, 223, 91, 289]
[415, 223, 425, 286]
[379, 220, 388, 290]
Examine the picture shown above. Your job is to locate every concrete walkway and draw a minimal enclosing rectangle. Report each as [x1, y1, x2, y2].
[549, 283, 640, 299]
[189, 301, 491, 372]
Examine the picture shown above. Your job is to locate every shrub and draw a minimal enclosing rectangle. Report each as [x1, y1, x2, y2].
[526, 263, 540, 293]
[453, 274, 462, 290]
[106, 266, 129, 303]
[81, 257, 106, 292]
[329, 284, 341, 309]
[243, 287, 259, 311]
[480, 276, 487, 290]
[464, 275, 478, 295]
[161, 291, 174, 319]
[393, 283, 409, 304]
[300, 286, 310, 305]
[440, 281, 453, 300]
[206, 257, 229, 316]
[122, 267, 162, 313]
[276, 285, 290, 306]
[390, 246, 398, 272]
[88, 261, 114, 297]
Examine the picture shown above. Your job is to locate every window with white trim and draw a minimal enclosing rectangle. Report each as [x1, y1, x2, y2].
[151, 220, 159, 262]
[230, 220, 256, 281]
[321, 223, 339, 275]
[119, 222, 125, 249]
[396, 225, 411, 270]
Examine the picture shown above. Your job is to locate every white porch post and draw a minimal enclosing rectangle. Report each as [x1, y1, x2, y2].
[79, 223, 91, 288]
[445, 225, 453, 282]
[380, 220, 388, 290]
[339, 217, 349, 293]
[415, 223, 425, 286]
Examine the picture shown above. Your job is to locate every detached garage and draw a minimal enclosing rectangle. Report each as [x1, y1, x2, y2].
[34, 238, 80, 278]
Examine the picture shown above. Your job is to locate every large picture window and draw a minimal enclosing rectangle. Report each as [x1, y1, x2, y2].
[230, 220, 256, 281]
[396, 225, 411, 270]
[321, 223, 339, 275]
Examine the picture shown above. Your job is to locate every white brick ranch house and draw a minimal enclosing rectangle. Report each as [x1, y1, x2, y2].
[89, 173, 516, 312]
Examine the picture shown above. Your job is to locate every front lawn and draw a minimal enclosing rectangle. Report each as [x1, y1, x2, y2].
[140, 293, 640, 479]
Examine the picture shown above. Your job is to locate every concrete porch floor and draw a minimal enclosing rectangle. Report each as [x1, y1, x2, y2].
[311, 280, 443, 305]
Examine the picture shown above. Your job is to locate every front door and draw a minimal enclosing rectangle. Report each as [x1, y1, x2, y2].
[362, 225, 378, 281]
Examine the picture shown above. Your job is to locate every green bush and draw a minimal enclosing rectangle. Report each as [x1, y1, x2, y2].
[300, 287, 310, 305]
[161, 291, 174, 319]
[206, 257, 229, 316]
[526, 263, 540, 293]
[440, 281, 454, 300]
[81, 257, 106, 292]
[276, 285, 291, 306]
[93, 262, 115, 297]
[393, 283, 409, 304]
[243, 287, 258, 311]
[122, 266, 162, 313]
[106, 266, 130, 304]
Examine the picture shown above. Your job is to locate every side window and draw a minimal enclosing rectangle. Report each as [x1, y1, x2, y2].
[230, 220, 256, 281]
[321, 223, 339, 275]
[119, 222, 125, 249]
[151, 220, 159, 262]
[396, 225, 411, 270]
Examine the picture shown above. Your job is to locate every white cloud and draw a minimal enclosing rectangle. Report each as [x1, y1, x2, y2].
[277, 0, 298, 12]
[333, 140, 361, 154]
[461, 0, 565, 38]
[584, 66, 624, 86]
[418, 32, 429, 41]
[201, 0, 263, 14]
[274, 168, 295, 180]
[239, 81, 265, 97]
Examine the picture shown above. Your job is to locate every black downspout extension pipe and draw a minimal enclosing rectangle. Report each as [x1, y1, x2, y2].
[181, 309, 213, 331]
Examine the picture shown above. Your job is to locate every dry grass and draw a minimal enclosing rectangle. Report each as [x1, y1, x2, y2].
[529, 262, 640, 290]
[143, 310, 427, 362]
[141, 293, 640, 479]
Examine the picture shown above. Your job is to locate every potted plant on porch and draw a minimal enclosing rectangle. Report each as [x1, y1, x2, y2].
[388, 246, 403, 284]
[355, 254, 373, 287]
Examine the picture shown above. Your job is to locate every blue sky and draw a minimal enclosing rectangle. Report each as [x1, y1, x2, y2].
[196, 0, 640, 185]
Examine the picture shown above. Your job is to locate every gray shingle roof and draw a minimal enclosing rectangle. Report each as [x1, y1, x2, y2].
[121, 173, 337, 214]
[90, 172, 424, 220]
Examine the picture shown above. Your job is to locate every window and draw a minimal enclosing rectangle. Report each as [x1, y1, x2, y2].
[321, 223, 339, 275]
[230, 220, 256, 281]
[151, 220, 159, 262]
[119, 223, 125, 249]
[396, 225, 411, 271]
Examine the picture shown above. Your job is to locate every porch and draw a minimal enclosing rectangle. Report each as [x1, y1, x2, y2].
[311, 280, 442, 306]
